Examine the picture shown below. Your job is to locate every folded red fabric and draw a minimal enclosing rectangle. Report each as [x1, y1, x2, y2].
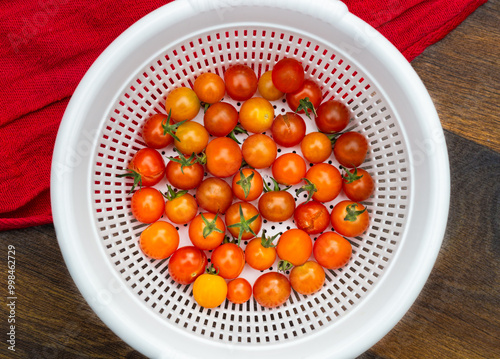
[0, 0, 487, 230]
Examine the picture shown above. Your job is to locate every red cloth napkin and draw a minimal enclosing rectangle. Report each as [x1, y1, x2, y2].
[0, 0, 487, 230]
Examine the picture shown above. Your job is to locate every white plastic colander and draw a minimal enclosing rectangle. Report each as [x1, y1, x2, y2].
[51, 0, 450, 358]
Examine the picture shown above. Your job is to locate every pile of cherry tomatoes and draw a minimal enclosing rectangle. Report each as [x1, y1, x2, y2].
[119, 58, 374, 309]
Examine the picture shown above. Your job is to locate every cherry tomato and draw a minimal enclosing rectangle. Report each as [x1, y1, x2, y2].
[258, 178, 295, 222]
[227, 278, 252, 304]
[211, 243, 245, 280]
[174, 121, 209, 155]
[299, 163, 342, 203]
[123, 148, 165, 190]
[315, 100, 350, 133]
[286, 79, 323, 117]
[232, 169, 263, 202]
[139, 221, 179, 259]
[203, 102, 238, 137]
[313, 232, 352, 269]
[294, 201, 330, 235]
[331, 200, 370, 237]
[239, 97, 275, 134]
[257, 70, 284, 101]
[272, 58, 304, 93]
[164, 190, 198, 225]
[189, 213, 226, 251]
[289, 261, 325, 295]
[245, 233, 278, 271]
[271, 112, 306, 147]
[341, 166, 375, 202]
[164, 87, 201, 122]
[333, 132, 368, 168]
[300, 132, 333, 164]
[253, 272, 291, 308]
[225, 202, 262, 243]
[241, 134, 277, 169]
[196, 177, 233, 214]
[276, 229, 312, 266]
[205, 137, 242, 178]
[131, 187, 165, 223]
[165, 154, 204, 190]
[224, 64, 258, 101]
[272, 153, 307, 186]
[141, 113, 174, 149]
[193, 272, 227, 308]
[168, 246, 208, 284]
[193, 72, 225, 104]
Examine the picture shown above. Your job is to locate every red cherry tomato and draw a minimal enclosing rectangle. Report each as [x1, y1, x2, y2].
[227, 278, 252, 304]
[124, 148, 165, 189]
[165, 154, 204, 190]
[313, 232, 352, 269]
[331, 200, 370, 237]
[188, 213, 226, 251]
[333, 132, 368, 168]
[341, 166, 375, 202]
[139, 221, 179, 260]
[315, 100, 350, 133]
[141, 113, 174, 149]
[205, 137, 243, 178]
[211, 243, 245, 280]
[253, 272, 291, 308]
[241, 134, 277, 169]
[271, 112, 306, 148]
[168, 246, 208, 284]
[195, 177, 233, 214]
[276, 229, 312, 266]
[193, 72, 225, 104]
[272, 153, 307, 186]
[203, 102, 238, 137]
[286, 79, 323, 117]
[293, 201, 330, 235]
[272, 58, 304, 93]
[224, 64, 258, 101]
[131, 187, 165, 223]
[289, 261, 325, 295]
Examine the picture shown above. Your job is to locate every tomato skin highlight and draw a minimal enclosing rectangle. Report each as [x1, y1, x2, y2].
[227, 278, 252, 304]
[253, 272, 291, 308]
[205, 137, 243, 178]
[193, 273, 228, 308]
[168, 246, 208, 285]
[313, 232, 352, 269]
[195, 177, 233, 214]
[224, 64, 258, 101]
[276, 229, 313, 266]
[193, 72, 225, 104]
[271, 112, 306, 148]
[315, 100, 350, 133]
[294, 201, 330, 235]
[331, 200, 370, 237]
[289, 261, 325, 295]
[131, 187, 165, 224]
[241, 134, 277, 169]
[272, 58, 304, 93]
[139, 221, 179, 260]
[211, 243, 246, 280]
[203, 102, 238, 137]
[272, 153, 307, 186]
[165, 87, 201, 122]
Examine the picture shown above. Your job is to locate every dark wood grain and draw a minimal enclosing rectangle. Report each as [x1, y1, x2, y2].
[1, 1, 499, 358]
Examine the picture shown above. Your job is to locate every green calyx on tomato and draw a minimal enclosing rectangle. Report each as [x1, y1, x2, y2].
[344, 203, 367, 222]
[168, 151, 200, 174]
[295, 97, 317, 119]
[201, 213, 224, 239]
[205, 263, 220, 275]
[340, 165, 364, 184]
[263, 177, 291, 193]
[260, 230, 279, 248]
[235, 169, 255, 199]
[117, 169, 142, 193]
[278, 260, 294, 272]
[163, 184, 188, 201]
[161, 110, 186, 142]
[227, 125, 248, 144]
[295, 178, 317, 203]
[226, 204, 260, 245]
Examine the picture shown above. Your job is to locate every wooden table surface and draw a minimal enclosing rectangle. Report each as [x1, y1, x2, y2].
[1, 1, 499, 358]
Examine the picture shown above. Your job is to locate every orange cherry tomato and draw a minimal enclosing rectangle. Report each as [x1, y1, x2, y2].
[331, 201, 370, 237]
[245, 233, 278, 271]
[188, 213, 226, 251]
[300, 163, 342, 203]
[257, 70, 284, 101]
[294, 201, 330, 235]
[193, 272, 228, 308]
[313, 232, 352, 269]
[174, 121, 209, 155]
[131, 187, 165, 223]
[289, 261, 325, 295]
[225, 202, 262, 243]
[241, 134, 277, 169]
[205, 137, 242, 178]
[211, 243, 245, 280]
[272, 153, 307, 186]
[232, 168, 264, 202]
[239, 97, 275, 134]
[164, 191, 198, 225]
[341, 166, 375, 202]
[227, 278, 252, 304]
[193, 72, 225, 104]
[165, 154, 204, 190]
[195, 177, 233, 214]
[271, 112, 306, 147]
[164, 87, 201, 122]
[258, 178, 295, 222]
[139, 221, 179, 260]
[253, 272, 291, 308]
[276, 229, 312, 267]
[203, 102, 238, 137]
[300, 132, 333, 164]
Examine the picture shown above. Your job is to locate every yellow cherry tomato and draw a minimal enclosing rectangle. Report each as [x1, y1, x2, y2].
[258, 71, 284, 101]
[165, 87, 201, 122]
[174, 121, 209, 155]
[193, 273, 228, 308]
[239, 97, 275, 134]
